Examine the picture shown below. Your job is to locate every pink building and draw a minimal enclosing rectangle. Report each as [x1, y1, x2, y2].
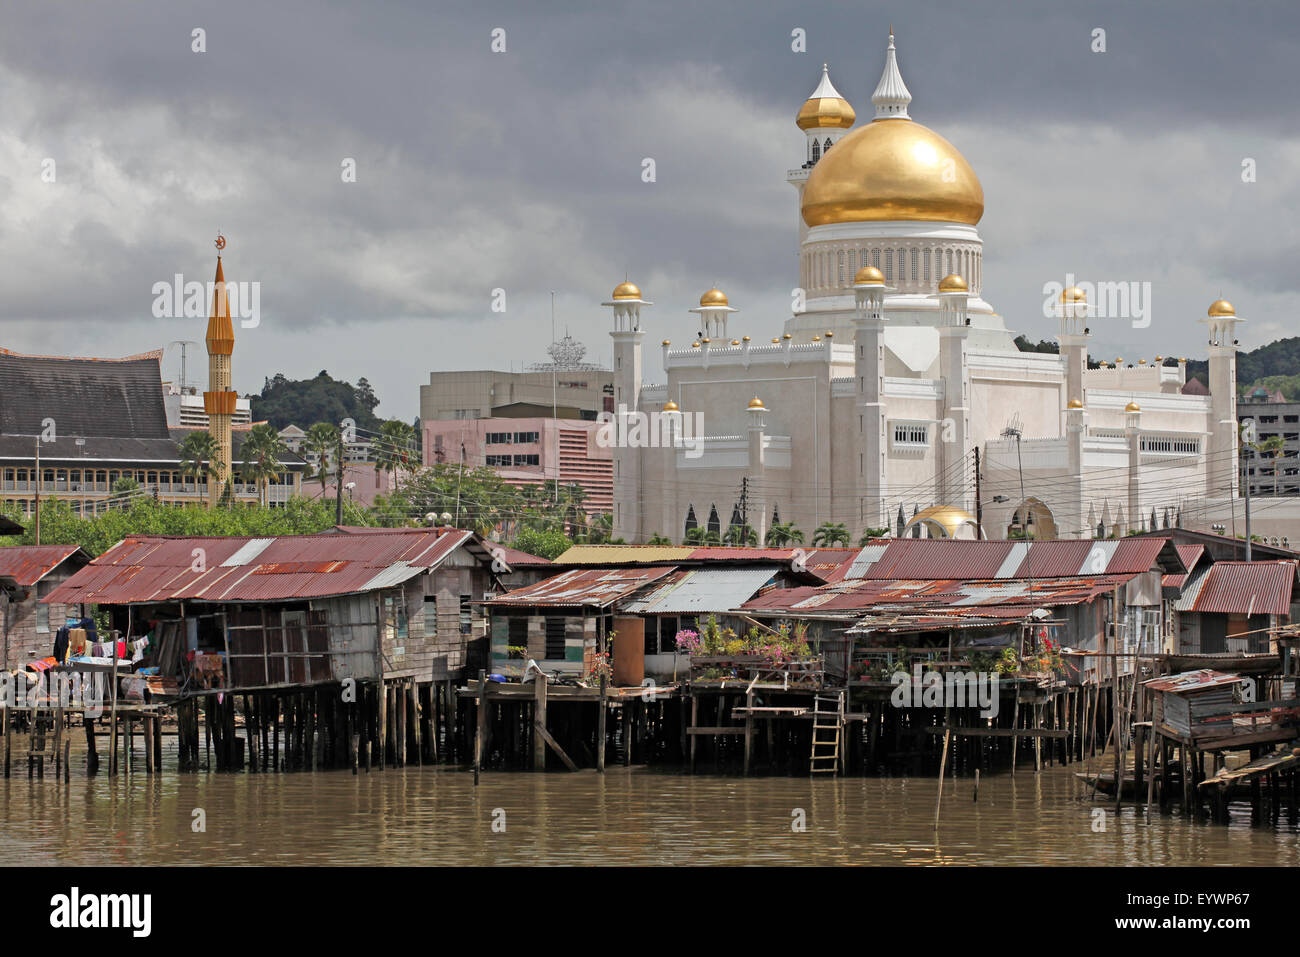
[423, 417, 612, 513]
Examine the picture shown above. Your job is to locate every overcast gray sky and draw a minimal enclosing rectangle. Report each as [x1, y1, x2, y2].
[1, 0, 1297, 422]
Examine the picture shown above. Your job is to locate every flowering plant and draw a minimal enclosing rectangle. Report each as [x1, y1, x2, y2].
[584, 650, 613, 685]
[674, 629, 701, 654]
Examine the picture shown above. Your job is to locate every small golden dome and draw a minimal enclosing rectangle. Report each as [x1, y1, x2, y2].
[742, 335, 751, 342]
[1178, 357, 1187, 363]
[730, 339, 740, 345]
[747, 396, 766, 410]
[691, 341, 701, 349]
[812, 335, 821, 341]
[699, 287, 729, 307]
[661, 339, 671, 346]
[612, 281, 641, 300]
[1067, 398, 1084, 409]
[853, 265, 885, 285]
[1098, 361, 1108, 368]
[796, 66, 856, 131]
[702, 337, 711, 344]
[1125, 400, 1141, 413]
[938, 273, 968, 293]
[1154, 355, 1163, 362]
[825, 330, 833, 338]
[1059, 286, 1086, 303]
[1208, 299, 1235, 317]
[782, 333, 792, 340]
[1115, 357, 1124, 365]
[1138, 359, 1147, 365]
[771, 337, 780, 343]
[662, 400, 680, 412]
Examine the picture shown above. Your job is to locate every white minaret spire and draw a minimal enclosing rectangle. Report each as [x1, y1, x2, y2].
[872, 30, 912, 119]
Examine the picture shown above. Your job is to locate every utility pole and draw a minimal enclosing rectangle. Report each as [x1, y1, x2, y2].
[551, 290, 559, 506]
[335, 426, 345, 526]
[738, 476, 749, 528]
[1244, 453, 1253, 561]
[33, 437, 40, 545]
[973, 446, 982, 540]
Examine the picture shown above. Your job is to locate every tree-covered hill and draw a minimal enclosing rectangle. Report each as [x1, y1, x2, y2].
[249, 370, 383, 431]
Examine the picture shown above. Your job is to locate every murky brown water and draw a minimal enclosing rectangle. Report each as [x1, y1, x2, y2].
[2, 740, 1298, 865]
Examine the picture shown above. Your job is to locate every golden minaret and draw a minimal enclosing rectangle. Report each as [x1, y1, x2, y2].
[203, 235, 236, 505]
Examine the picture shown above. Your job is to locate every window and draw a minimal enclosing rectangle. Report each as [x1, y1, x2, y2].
[486, 455, 511, 466]
[512, 454, 540, 467]
[513, 431, 539, 444]
[486, 432, 513, 445]
[508, 617, 528, 658]
[459, 595, 473, 636]
[893, 423, 928, 447]
[1140, 437, 1200, 455]
[544, 617, 567, 659]
[811, 140, 821, 162]
[36, 601, 49, 634]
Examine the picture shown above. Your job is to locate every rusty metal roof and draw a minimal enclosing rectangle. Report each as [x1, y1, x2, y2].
[547, 544, 853, 581]
[1175, 560, 1297, 616]
[0, 544, 89, 587]
[743, 573, 1134, 616]
[857, 537, 1181, 580]
[486, 566, 677, 609]
[42, 528, 486, 605]
[1144, 669, 1245, 693]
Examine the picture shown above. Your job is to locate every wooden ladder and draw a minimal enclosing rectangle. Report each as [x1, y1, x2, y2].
[809, 691, 844, 775]
[25, 705, 69, 779]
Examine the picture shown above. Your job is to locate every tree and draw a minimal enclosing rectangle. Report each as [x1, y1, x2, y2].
[238, 423, 289, 506]
[509, 526, 574, 561]
[765, 522, 805, 546]
[646, 533, 673, 545]
[304, 422, 340, 497]
[250, 370, 385, 433]
[812, 522, 850, 547]
[177, 431, 221, 504]
[374, 419, 417, 493]
[684, 526, 721, 546]
[858, 527, 890, 544]
[110, 476, 141, 504]
[722, 523, 758, 545]
[1258, 434, 1286, 496]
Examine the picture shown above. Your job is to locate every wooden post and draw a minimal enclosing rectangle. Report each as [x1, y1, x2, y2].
[743, 688, 754, 776]
[934, 728, 952, 829]
[411, 682, 422, 767]
[473, 670, 487, 785]
[377, 680, 387, 770]
[533, 672, 547, 770]
[83, 714, 97, 774]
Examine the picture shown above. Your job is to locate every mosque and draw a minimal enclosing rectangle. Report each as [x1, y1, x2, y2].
[604, 33, 1240, 545]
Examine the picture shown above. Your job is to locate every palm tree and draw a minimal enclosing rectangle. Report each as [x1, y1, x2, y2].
[684, 526, 721, 546]
[812, 521, 850, 547]
[374, 419, 417, 492]
[1259, 434, 1286, 497]
[722, 523, 758, 546]
[238, 423, 288, 506]
[858, 527, 890, 545]
[646, 533, 673, 545]
[305, 422, 340, 496]
[177, 431, 220, 504]
[765, 522, 804, 546]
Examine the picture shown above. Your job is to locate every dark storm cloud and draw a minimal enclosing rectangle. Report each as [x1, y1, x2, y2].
[0, 0, 1296, 419]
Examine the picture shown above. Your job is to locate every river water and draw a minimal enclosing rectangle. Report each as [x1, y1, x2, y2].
[2, 742, 1298, 865]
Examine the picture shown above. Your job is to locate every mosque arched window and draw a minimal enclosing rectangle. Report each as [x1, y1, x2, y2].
[811, 140, 821, 162]
[923, 248, 931, 281]
[883, 249, 892, 282]
[911, 249, 919, 283]
[837, 251, 845, 285]
[707, 505, 721, 537]
[684, 505, 698, 536]
[823, 137, 833, 154]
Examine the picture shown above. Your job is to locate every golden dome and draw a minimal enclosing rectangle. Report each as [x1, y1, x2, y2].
[854, 265, 885, 285]
[771, 337, 780, 343]
[702, 337, 711, 344]
[700, 287, 729, 307]
[1059, 286, 1086, 303]
[612, 281, 641, 300]
[661, 339, 671, 346]
[801, 118, 984, 227]
[1208, 299, 1235, 317]
[904, 505, 981, 540]
[782, 333, 792, 340]
[1154, 355, 1163, 362]
[691, 341, 701, 349]
[662, 400, 679, 412]
[1067, 398, 1084, 409]
[812, 335, 821, 341]
[796, 65, 856, 131]
[938, 273, 968, 293]
[730, 339, 740, 345]
[1138, 359, 1147, 365]
[1125, 400, 1141, 413]
[747, 396, 766, 410]
[742, 335, 751, 342]
[824, 331, 833, 338]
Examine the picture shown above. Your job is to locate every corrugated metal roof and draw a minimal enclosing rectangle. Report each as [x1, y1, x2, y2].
[0, 544, 88, 587]
[860, 537, 1181, 581]
[551, 545, 696, 564]
[1176, 561, 1297, 616]
[743, 573, 1134, 616]
[623, 567, 777, 614]
[43, 528, 481, 605]
[1144, 669, 1245, 693]
[841, 544, 889, 581]
[486, 566, 677, 609]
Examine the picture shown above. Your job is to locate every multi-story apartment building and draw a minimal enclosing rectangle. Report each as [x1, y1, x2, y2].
[1239, 388, 1300, 497]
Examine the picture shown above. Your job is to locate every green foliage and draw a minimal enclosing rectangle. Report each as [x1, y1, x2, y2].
[1014, 335, 1060, 355]
[684, 526, 721, 546]
[238, 423, 289, 506]
[250, 370, 384, 433]
[722, 523, 758, 546]
[859, 527, 890, 544]
[305, 422, 340, 494]
[509, 526, 574, 561]
[811, 521, 850, 547]
[764, 522, 805, 546]
[1, 497, 343, 557]
[646, 533, 673, 545]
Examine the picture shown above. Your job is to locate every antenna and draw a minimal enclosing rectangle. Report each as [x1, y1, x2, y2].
[167, 340, 199, 393]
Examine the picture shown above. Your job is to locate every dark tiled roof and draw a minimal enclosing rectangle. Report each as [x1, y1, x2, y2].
[0, 428, 302, 468]
[0, 351, 170, 439]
